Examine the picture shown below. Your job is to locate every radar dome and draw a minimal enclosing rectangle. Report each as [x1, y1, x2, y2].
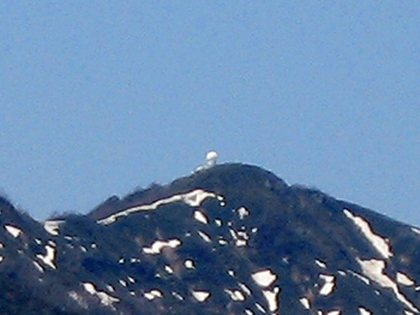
[205, 151, 218, 167]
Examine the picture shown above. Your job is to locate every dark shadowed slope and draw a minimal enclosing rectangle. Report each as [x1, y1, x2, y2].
[1, 163, 420, 314]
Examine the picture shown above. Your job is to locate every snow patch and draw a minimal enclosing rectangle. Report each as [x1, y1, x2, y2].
[36, 245, 56, 269]
[229, 228, 248, 247]
[144, 289, 163, 300]
[237, 207, 250, 219]
[344, 209, 392, 259]
[225, 289, 246, 301]
[44, 220, 63, 236]
[262, 287, 280, 312]
[238, 282, 252, 295]
[5, 225, 22, 238]
[319, 274, 335, 296]
[255, 302, 267, 313]
[194, 210, 209, 224]
[33, 261, 44, 272]
[411, 227, 420, 235]
[143, 239, 181, 255]
[69, 291, 87, 309]
[358, 258, 419, 312]
[82, 282, 119, 306]
[218, 239, 228, 245]
[300, 297, 311, 309]
[315, 259, 327, 269]
[348, 270, 370, 285]
[397, 272, 415, 286]
[237, 231, 249, 240]
[198, 230, 212, 243]
[184, 190, 219, 207]
[192, 290, 210, 302]
[359, 307, 372, 315]
[106, 284, 115, 292]
[184, 259, 195, 269]
[251, 269, 278, 288]
[127, 276, 136, 283]
[236, 239, 247, 247]
[172, 291, 184, 300]
[99, 189, 220, 224]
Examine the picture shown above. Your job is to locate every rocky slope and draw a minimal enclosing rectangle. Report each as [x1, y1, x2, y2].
[1, 163, 420, 315]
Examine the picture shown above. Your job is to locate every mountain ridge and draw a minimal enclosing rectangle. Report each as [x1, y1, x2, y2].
[0, 162, 419, 314]
[88, 163, 288, 222]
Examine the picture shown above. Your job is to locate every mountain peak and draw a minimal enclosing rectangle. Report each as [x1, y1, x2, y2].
[181, 163, 288, 193]
[1, 163, 420, 314]
[88, 163, 288, 222]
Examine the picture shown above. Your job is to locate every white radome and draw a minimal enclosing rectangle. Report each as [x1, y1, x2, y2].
[193, 151, 219, 173]
[206, 151, 218, 166]
[206, 151, 218, 160]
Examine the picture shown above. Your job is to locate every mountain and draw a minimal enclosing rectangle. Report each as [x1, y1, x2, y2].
[1, 163, 420, 315]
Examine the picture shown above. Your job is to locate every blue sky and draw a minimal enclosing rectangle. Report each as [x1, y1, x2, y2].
[1, 2, 420, 224]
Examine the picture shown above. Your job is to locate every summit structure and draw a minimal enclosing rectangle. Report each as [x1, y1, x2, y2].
[194, 150, 219, 172]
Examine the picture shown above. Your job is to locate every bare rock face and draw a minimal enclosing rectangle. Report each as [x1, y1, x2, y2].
[1, 163, 420, 315]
